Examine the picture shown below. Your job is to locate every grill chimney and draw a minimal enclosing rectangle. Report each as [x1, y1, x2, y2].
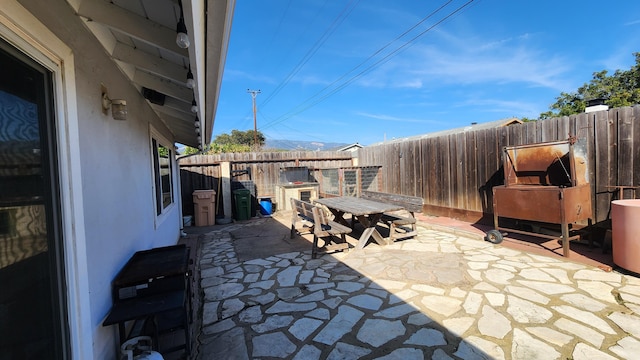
[585, 98, 608, 113]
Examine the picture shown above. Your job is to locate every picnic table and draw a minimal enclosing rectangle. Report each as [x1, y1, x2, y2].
[314, 196, 404, 249]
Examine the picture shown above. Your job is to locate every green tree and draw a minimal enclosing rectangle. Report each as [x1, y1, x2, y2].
[539, 52, 640, 119]
[181, 146, 199, 155]
[214, 129, 265, 147]
[206, 142, 251, 153]
[179, 130, 266, 154]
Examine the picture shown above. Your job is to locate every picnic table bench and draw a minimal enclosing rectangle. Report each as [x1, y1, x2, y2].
[290, 198, 351, 258]
[360, 190, 423, 241]
[314, 196, 404, 249]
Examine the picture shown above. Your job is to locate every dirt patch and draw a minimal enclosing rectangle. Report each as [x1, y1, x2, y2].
[230, 217, 313, 261]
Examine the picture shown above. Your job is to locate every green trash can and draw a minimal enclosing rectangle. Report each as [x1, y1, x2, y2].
[233, 189, 251, 221]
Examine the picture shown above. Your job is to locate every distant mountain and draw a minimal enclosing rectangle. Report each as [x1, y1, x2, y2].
[265, 139, 350, 151]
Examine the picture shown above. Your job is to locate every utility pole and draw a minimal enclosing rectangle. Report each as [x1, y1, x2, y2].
[247, 89, 261, 149]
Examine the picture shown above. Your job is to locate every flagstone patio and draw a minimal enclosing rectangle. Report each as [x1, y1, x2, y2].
[183, 214, 640, 359]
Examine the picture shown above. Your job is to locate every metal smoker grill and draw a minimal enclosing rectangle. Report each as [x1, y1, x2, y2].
[488, 137, 593, 257]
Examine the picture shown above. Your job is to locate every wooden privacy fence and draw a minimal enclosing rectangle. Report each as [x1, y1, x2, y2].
[178, 151, 354, 217]
[357, 106, 640, 226]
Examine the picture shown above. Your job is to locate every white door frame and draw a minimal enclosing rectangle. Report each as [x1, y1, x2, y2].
[0, 2, 91, 359]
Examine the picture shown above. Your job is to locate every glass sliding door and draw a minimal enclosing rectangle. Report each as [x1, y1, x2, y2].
[0, 39, 68, 359]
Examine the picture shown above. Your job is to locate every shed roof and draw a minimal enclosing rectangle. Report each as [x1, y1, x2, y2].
[336, 143, 363, 152]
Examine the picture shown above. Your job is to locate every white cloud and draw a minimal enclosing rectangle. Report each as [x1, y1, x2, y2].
[295, 74, 334, 86]
[477, 37, 515, 51]
[460, 98, 544, 118]
[416, 46, 571, 90]
[355, 111, 444, 125]
[350, 29, 575, 92]
[391, 78, 423, 88]
[224, 69, 278, 84]
[599, 44, 639, 73]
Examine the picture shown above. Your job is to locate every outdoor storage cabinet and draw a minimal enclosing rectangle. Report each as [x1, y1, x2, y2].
[110, 245, 189, 300]
[103, 244, 191, 356]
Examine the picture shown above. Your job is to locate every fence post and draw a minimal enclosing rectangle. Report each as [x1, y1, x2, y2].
[221, 161, 232, 221]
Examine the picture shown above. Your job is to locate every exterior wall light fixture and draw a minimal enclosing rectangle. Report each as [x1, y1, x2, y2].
[101, 85, 127, 120]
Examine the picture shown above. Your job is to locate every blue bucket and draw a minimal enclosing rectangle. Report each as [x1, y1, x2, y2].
[259, 198, 272, 215]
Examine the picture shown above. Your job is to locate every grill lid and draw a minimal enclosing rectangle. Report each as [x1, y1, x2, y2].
[279, 166, 315, 184]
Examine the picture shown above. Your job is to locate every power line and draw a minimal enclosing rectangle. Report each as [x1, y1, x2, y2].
[259, 0, 455, 129]
[259, 0, 361, 109]
[266, 0, 332, 79]
[260, 108, 333, 144]
[260, 96, 372, 148]
[258, 0, 294, 75]
[265, 0, 475, 128]
[260, 0, 476, 130]
[304, 0, 455, 107]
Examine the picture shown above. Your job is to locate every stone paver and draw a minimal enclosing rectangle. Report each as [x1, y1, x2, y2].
[194, 219, 640, 359]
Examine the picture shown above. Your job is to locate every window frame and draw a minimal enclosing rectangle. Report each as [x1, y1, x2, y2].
[150, 127, 176, 221]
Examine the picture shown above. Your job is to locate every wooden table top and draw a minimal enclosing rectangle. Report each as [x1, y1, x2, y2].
[314, 196, 404, 215]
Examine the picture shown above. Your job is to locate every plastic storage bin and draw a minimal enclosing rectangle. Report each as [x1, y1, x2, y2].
[259, 198, 272, 216]
[192, 190, 216, 226]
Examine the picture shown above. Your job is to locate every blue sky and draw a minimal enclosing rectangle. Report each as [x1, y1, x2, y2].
[213, 0, 640, 146]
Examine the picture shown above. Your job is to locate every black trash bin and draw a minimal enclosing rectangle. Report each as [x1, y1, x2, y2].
[233, 189, 251, 221]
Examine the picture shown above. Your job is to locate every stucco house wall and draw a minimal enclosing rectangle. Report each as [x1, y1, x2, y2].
[2, 1, 184, 358]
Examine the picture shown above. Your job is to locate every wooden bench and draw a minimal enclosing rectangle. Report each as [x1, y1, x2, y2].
[290, 198, 316, 238]
[360, 190, 423, 241]
[290, 198, 351, 258]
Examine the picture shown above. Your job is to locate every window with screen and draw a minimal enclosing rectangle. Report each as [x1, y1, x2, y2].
[152, 137, 173, 216]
